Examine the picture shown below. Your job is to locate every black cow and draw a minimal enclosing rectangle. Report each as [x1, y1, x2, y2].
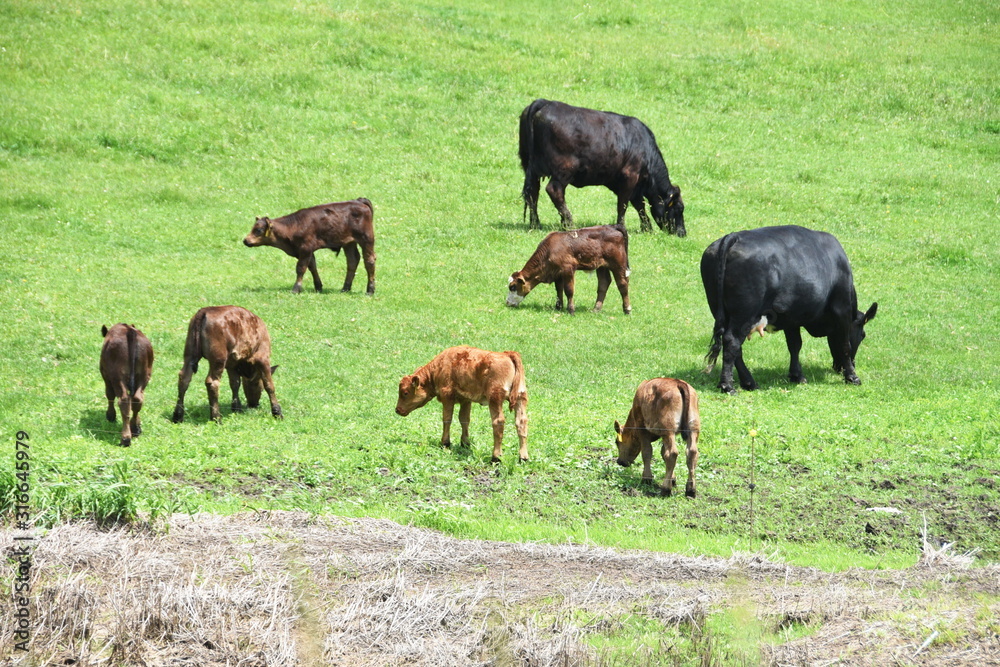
[702, 225, 878, 394]
[519, 99, 684, 235]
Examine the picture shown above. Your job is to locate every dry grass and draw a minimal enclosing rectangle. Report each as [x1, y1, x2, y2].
[3, 511, 999, 665]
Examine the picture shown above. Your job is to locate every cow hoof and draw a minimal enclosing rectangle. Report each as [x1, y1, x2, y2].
[366, 289, 375, 297]
[623, 307, 632, 315]
[172, 408, 184, 423]
[491, 456, 501, 464]
[720, 385, 737, 395]
[133, 424, 142, 436]
[341, 287, 352, 293]
[272, 405, 283, 418]
[292, 284, 303, 294]
[519, 456, 529, 463]
[686, 486, 696, 499]
[740, 381, 758, 391]
[315, 286, 324, 293]
[675, 227, 687, 238]
[232, 402, 245, 413]
[120, 438, 131, 448]
[106, 407, 116, 422]
[845, 375, 862, 385]
[789, 375, 807, 385]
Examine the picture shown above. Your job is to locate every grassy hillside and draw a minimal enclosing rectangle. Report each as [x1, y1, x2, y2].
[1, 0, 998, 569]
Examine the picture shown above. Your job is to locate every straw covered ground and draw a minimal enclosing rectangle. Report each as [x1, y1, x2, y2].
[2, 511, 998, 665]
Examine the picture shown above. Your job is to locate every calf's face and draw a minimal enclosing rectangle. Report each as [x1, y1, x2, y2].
[243, 217, 273, 247]
[506, 274, 530, 306]
[613, 420, 640, 466]
[395, 375, 433, 416]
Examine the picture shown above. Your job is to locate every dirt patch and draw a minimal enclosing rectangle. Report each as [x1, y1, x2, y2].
[3, 511, 999, 665]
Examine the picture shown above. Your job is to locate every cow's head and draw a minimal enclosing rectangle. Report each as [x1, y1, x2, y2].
[240, 364, 278, 408]
[243, 217, 273, 247]
[613, 420, 640, 467]
[507, 272, 532, 306]
[651, 185, 685, 237]
[395, 374, 433, 416]
[845, 302, 878, 366]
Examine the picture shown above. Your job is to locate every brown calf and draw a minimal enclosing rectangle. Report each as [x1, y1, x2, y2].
[100, 324, 154, 447]
[243, 198, 376, 295]
[172, 306, 282, 424]
[396, 346, 529, 462]
[507, 223, 630, 314]
[614, 378, 700, 497]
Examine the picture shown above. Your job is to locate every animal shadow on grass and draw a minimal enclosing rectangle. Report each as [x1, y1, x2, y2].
[677, 362, 839, 394]
[80, 409, 132, 447]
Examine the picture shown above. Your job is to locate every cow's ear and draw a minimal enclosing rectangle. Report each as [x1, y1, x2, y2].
[863, 302, 878, 323]
[614, 420, 624, 442]
[410, 375, 420, 390]
[101, 325, 109, 337]
[263, 218, 272, 237]
[270, 365, 279, 374]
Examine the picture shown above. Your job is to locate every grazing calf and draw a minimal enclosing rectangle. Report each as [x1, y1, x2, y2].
[520, 99, 685, 234]
[395, 346, 529, 462]
[243, 198, 376, 295]
[172, 306, 282, 424]
[701, 225, 878, 394]
[507, 224, 631, 315]
[100, 324, 154, 447]
[614, 378, 700, 497]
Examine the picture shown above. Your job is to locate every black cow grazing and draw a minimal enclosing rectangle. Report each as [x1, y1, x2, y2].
[243, 198, 376, 295]
[100, 324, 154, 447]
[519, 99, 685, 235]
[702, 225, 878, 394]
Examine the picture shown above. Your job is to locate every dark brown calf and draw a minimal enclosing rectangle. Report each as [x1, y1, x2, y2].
[507, 224, 631, 315]
[614, 378, 700, 497]
[100, 324, 154, 447]
[172, 306, 281, 424]
[243, 198, 376, 295]
[396, 346, 529, 462]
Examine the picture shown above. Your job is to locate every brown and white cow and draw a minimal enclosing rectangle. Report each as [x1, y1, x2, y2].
[100, 324, 154, 447]
[614, 378, 700, 497]
[243, 198, 376, 295]
[172, 306, 282, 424]
[395, 346, 529, 462]
[507, 223, 631, 315]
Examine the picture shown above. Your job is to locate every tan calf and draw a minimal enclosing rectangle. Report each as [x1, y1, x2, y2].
[396, 346, 529, 462]
[172, 306, 282, 424]
[100, 324, 154, 447]
[614, 378, 700, 497]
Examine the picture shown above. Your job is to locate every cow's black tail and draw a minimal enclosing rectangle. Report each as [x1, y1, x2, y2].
[519, 99, 550, 223]
[126, 326, 138, 396]
[705, 233, 739, 370]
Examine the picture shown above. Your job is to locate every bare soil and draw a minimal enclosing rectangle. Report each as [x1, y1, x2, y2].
[2, 511, 998, 665]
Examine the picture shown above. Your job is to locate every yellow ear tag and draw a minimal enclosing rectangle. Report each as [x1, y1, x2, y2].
[615, 431, 623, 443]
[263, 225, 271, 238]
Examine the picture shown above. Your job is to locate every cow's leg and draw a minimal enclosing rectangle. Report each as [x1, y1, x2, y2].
[614, 268, 631, 314]
[545, 179, 573, 229]
[173, 363, 195, 423]
[307, 254, 323, 293]
[523, 172, 542, 230]
[616, 193, 630, 228]
[684, 431, 699, 499]
[513, 396, 529, 462]
[258, 363, 283, 418]
[440, 400, 455, 447]
[342, 244, 360, 293]
[594, 268, 611, 312]
[631, 196, 653, 232]
[292, 256, 310, 293]
[104, 381, 117, 422]
[720, 330, 755, 393]
[785, 327, 807, 384]
[117, 390, 133, 447]
[130, 387, 144, 438]
[564, 272, 577, 315]
[488, 395, 507, 463]
[361, 242, 376, 296]
[554, 278, 565, 311]
[660, 432, 679, 496]
[227, 368, 244, 413]
[458, 401, 472, 448]
[828, 331, 860, 384]
[639, 435, 655, 484]
[205, 359, 226, 423]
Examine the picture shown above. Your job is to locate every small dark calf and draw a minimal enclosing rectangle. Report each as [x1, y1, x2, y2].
[243, 198, 376, 295]
[100, 324, 154, 447]
[172, 306, 281, 424]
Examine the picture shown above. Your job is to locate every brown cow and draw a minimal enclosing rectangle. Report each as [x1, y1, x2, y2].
[614, 378, 700, 497]
[100, 324, 154, 447]
[172, 306, 282, 424]
[395, 346, 529, 462]
[507, 223, 631, 315]
[243, 198, 376, 295]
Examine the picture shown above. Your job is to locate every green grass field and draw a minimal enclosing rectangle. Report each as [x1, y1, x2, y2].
[2, 0, 998, 572]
